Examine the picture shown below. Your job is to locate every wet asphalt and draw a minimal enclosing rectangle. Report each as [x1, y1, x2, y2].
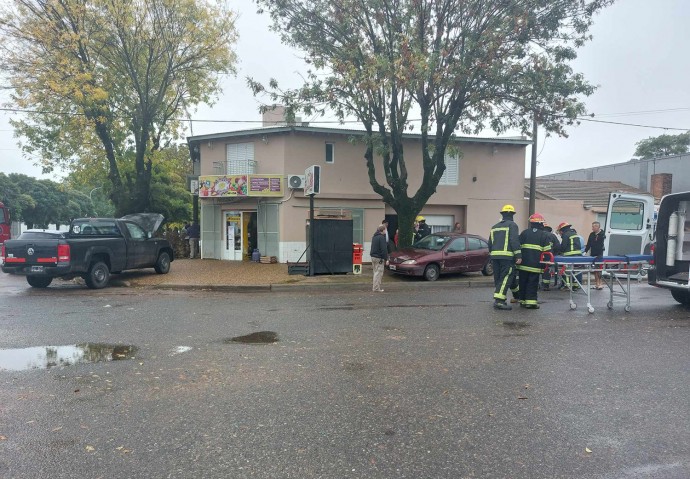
[0, 273, 689, 478]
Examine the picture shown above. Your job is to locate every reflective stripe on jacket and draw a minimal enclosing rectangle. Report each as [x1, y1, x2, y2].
[488, 220, 522, 260]
[517, 227, 552, 273]
[559, 229, 582, 256]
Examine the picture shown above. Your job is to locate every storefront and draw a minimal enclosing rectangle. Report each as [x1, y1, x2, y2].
[198, 174, 282, 261]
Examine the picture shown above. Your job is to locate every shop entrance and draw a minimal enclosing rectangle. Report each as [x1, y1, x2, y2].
[223, 211, 258, 261]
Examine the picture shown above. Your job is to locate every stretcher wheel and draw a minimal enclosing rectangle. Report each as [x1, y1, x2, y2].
[624, 305, 631, 312]
[587, 305, 594, 314]
[569, 301, 576, 310]
[607, 302, 613, 310]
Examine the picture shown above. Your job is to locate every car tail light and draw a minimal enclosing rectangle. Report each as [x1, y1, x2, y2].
[57, 244, 71, 263]
[650, 244, 655, 265]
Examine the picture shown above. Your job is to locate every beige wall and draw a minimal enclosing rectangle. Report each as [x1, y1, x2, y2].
[196, 129, 529, 260]
[528, 199, 598, 236]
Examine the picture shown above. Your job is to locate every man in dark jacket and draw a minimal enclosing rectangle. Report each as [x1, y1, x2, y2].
[370, 224, 389, 292]
[518, 214, 552, 309]
[585, 221, 606, 289]
[488, 204, 522, 310]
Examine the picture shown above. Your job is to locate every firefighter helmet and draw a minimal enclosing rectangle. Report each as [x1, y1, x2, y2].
[500, 204, 516, 213]
[415, 215, 425, 222]
[529, 213, 545, 224]
[557, 222, 571, 231]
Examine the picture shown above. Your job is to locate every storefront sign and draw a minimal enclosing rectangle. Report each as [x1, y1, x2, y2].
[199, 175, 284, 197]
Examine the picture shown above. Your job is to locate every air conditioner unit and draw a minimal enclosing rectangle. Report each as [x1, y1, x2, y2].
[287, 174, 305, 189]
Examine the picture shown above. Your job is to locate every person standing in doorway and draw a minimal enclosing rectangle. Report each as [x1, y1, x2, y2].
[585, 221, 606, 289]
[488, 204, 522, 310]
[370, 224, 389, 292]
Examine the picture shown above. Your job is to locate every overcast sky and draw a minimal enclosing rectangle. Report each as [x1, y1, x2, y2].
[1, 0, 689, 181]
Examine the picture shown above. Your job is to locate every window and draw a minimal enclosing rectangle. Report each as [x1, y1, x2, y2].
[468, 237, 487, 250]
[226, 142, 255, 174]
[125, 222, 147, 239]
[325, 143, 334, 164]
[447, 238, 467, 252]
[438, 154, 459, 185]
[610, 200, 644, 230]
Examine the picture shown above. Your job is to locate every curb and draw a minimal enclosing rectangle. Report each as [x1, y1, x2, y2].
[146, 278, 494, 293]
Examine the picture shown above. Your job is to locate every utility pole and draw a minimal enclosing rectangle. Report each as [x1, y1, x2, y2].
[528, 116, 538, 217]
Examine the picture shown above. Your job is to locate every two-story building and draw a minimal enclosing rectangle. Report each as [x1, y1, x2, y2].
[187, 112, 531, 263]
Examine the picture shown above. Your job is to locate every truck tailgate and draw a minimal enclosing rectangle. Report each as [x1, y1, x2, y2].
[3, 239, 61, 265]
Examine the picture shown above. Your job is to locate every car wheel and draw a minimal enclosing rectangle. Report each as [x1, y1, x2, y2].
[424, 264, 440, 281]
[670, 289, 690, 306]
[154, 252, 171, 274]
[85, 261, 110, 289]
[481, 261, 493, 276]
[27, 276, 52, 288]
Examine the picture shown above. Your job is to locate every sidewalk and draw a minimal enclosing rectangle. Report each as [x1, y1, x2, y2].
[113, 258, 495, 292]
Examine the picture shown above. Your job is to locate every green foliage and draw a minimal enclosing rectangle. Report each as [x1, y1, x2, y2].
[251, 0, 614, 246]
[634, 132, 690, 160]
[0, 173, 89, 227]
[0, 0, 238, 215]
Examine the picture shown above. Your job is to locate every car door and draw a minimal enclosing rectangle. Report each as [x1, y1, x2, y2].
[443, 237, 468, 272]
[466, 237, 489, 272]
[123, 221, 154, 268]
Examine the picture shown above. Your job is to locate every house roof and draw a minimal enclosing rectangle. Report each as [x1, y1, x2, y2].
[187, 125, 532, 146]
[524, 179, 655, 210]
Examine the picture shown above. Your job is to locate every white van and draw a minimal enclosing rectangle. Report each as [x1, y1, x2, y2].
[647, 191, 690, 305]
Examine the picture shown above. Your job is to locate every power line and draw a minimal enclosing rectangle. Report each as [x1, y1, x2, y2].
[3, 106, 690, 131]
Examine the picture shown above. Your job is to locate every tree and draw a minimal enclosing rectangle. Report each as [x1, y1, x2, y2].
[251, 0, 613, 246]
[634, 132, 690, 160]
[0, 0, 238, 215]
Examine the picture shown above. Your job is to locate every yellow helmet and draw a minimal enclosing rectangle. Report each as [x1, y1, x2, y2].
[500, 204, 516, 213]
[415, 215, 425, 222]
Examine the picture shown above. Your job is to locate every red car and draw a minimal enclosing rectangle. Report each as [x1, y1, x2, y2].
[388, 232, 493, 281]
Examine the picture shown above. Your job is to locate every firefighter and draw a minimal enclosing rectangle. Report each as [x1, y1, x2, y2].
[488, 204, 522, 310]
[557, 222, 583, 290]
[518, 214, 552, 309]
[416, 215, 431, 239]
[541, 222, 560, 291]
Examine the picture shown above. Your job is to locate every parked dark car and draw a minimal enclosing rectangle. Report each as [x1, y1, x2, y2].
[1, 213, 173, 289]
[388, 232, 492, 281]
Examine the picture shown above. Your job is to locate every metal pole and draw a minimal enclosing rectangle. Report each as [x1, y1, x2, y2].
[528, 116, 538, 217]
[309, 193, 315, 276]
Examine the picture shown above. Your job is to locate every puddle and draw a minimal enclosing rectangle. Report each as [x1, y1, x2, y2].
[225, 331, 279, 344]
[171, 346, 193, 355]
[0, 343, 138, 371]
[501, 321, 530, 330]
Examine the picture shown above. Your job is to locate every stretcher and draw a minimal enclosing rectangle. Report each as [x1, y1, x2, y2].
[540, 253, 653, 313]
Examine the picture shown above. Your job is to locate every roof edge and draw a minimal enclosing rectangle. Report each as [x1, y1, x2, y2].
[187, 125, 531, 146]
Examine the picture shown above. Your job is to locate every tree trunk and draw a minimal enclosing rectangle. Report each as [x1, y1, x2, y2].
[396, 206, 418, 248]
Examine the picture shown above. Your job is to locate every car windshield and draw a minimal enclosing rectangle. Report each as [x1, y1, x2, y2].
[413, 234, 451, 251]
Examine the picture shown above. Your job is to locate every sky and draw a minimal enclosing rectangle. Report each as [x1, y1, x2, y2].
[1, 0, 689, 181]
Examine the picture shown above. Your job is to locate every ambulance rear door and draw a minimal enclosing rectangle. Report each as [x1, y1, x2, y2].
[603, 192, 655, 256]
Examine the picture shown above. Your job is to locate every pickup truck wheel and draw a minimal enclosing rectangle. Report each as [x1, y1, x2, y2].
[154, 252, 171, 274]
[85, 261, 110, 289]
[27, 276, 53, 288]
[670, 289, 690, 306]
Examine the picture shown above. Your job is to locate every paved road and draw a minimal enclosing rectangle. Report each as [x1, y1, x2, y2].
[1, 273, 689, 478]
